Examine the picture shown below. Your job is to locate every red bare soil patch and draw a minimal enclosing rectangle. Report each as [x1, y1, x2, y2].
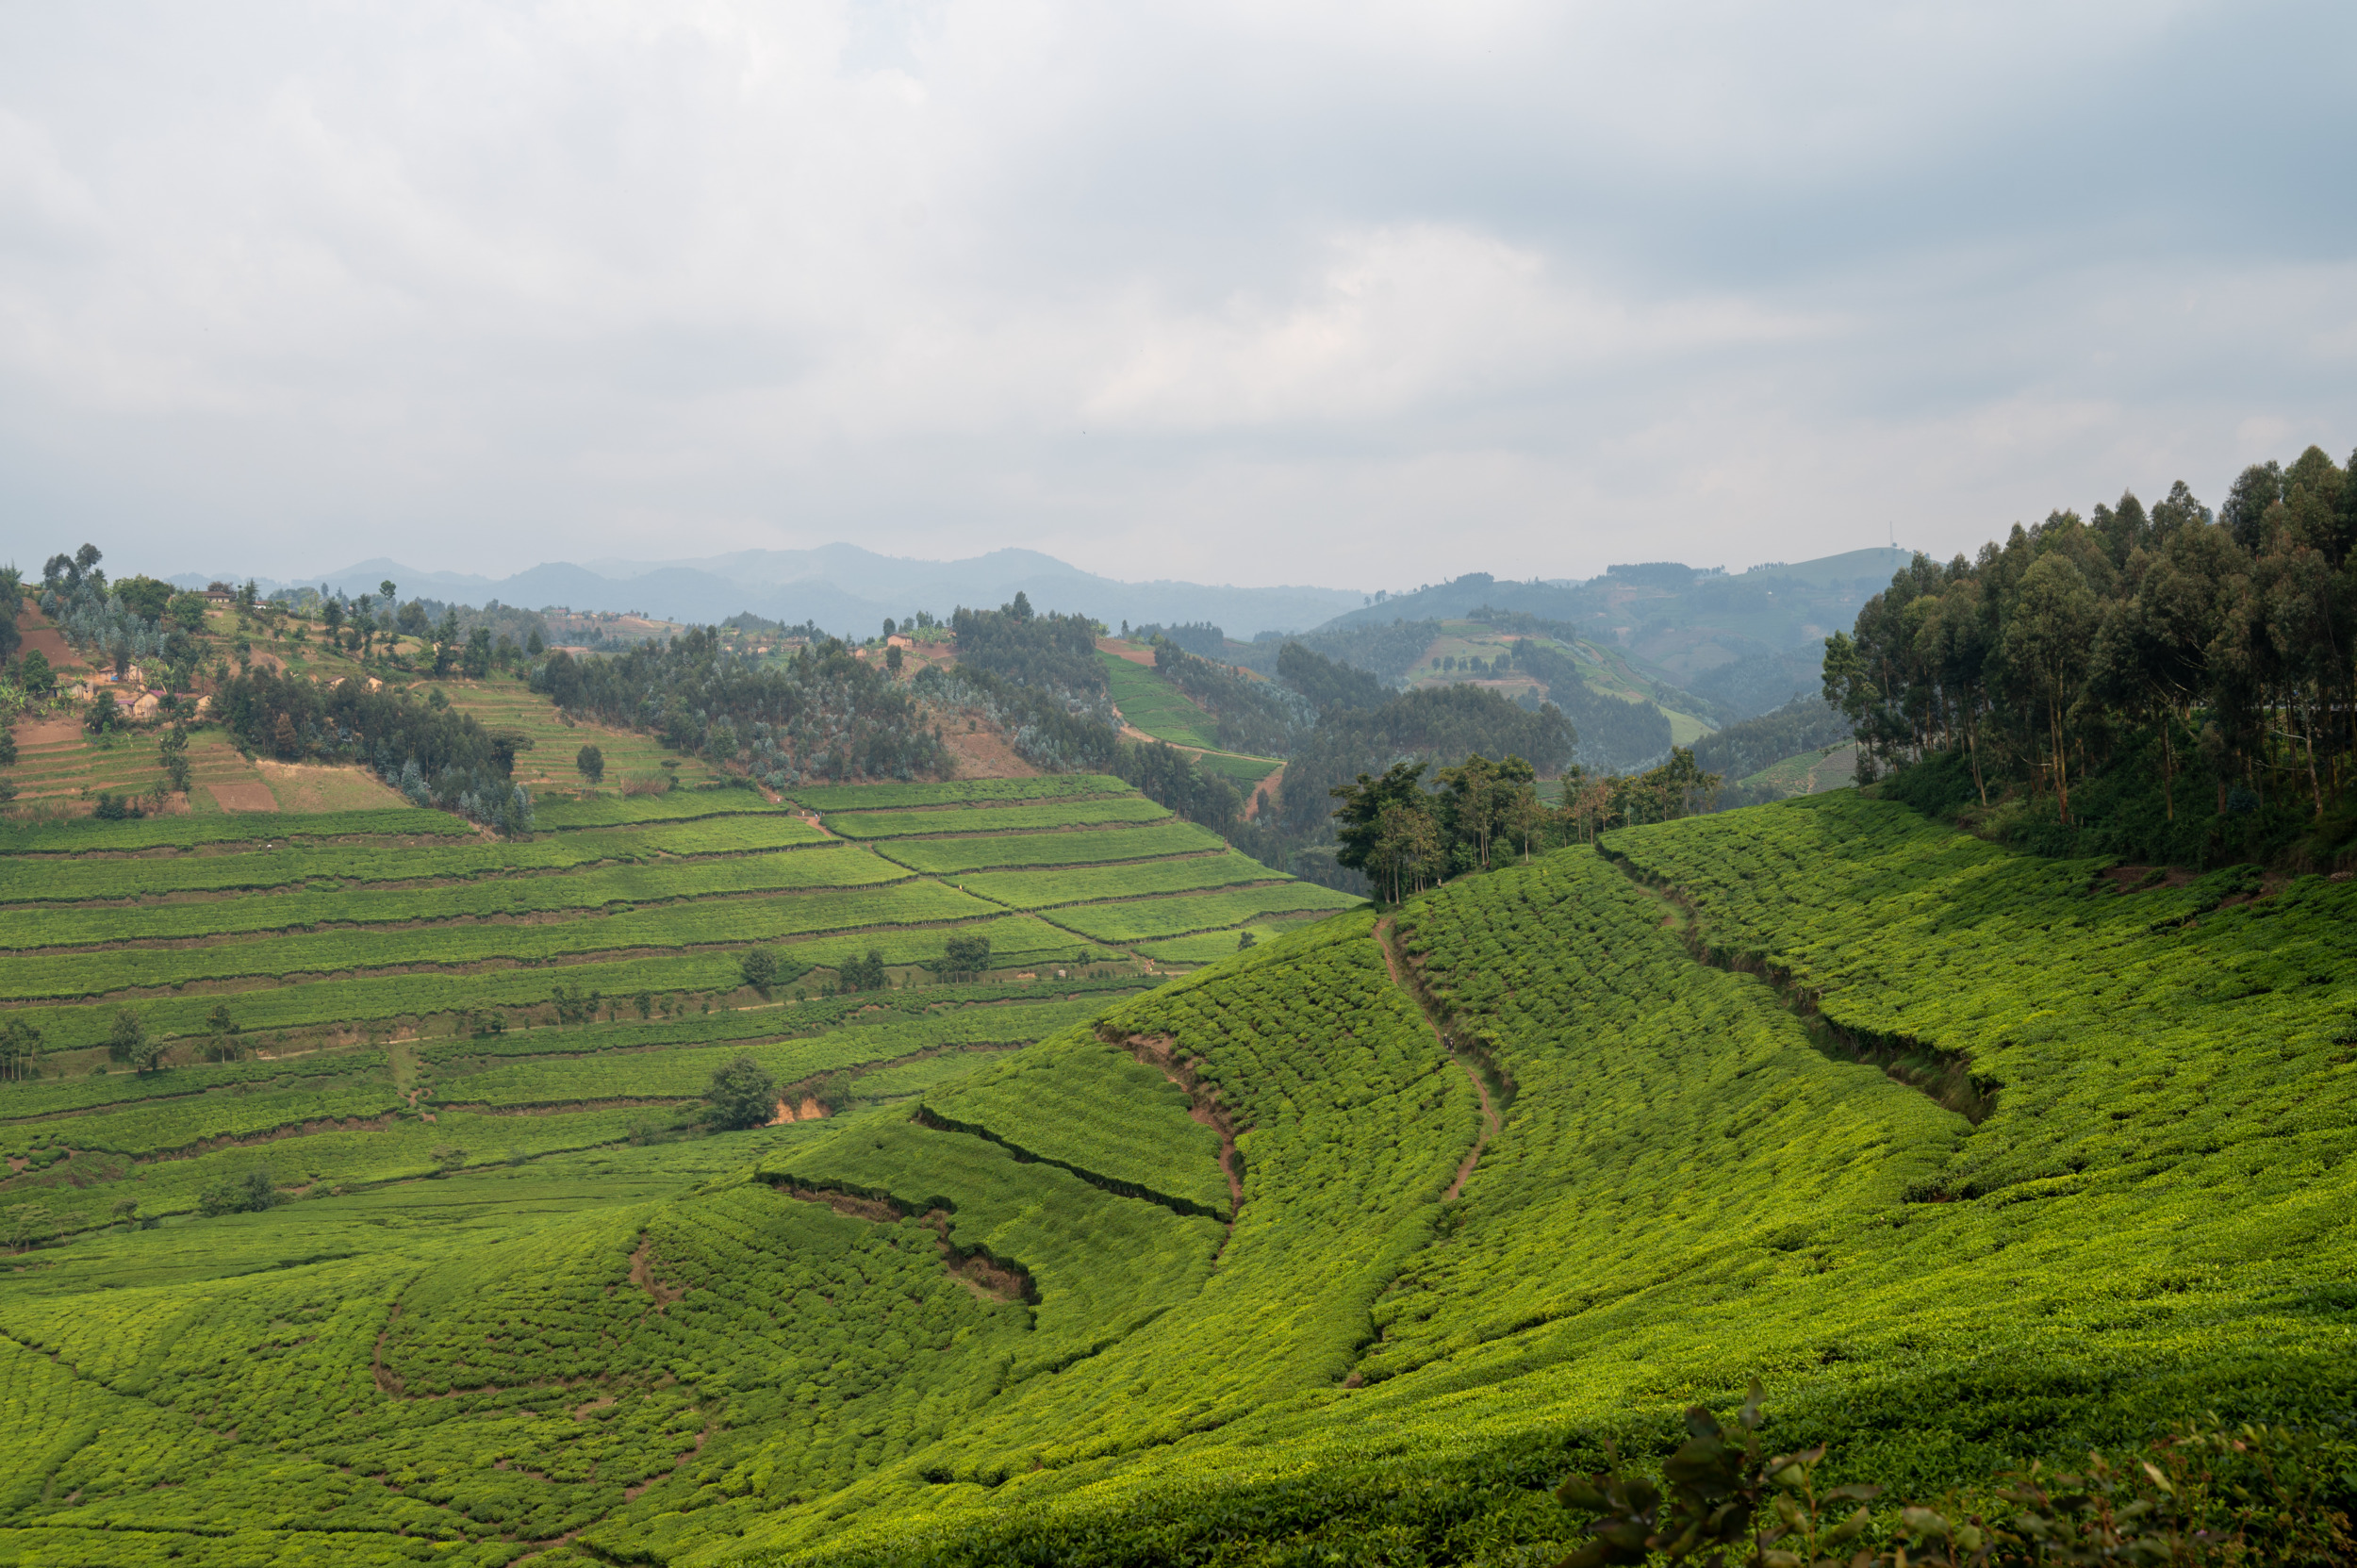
[205, 779, 279, 812]
[14, 604, 79, 671]
[938, 716, 1041, 779]
[1095, 637, 1158, 668]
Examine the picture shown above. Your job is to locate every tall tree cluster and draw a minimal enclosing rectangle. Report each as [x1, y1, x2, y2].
[212, 667, 532, 832]
[536, 630, 948, 785]
[948, 595, 1105, 699]
[1827, 447, 2356, 862]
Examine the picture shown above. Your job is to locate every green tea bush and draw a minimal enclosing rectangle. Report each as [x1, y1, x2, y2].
[956, 849, 1283, 910]
[874, 819, 1226, 874]
[788, 775, 1129, 812]
[823, 795, 1172, 839]
[1046, 881, 1359, 942]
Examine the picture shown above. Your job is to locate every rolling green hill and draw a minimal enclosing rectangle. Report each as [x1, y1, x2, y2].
[0, 788, 2346, 1563]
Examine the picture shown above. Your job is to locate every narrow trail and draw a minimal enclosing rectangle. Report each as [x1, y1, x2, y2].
[1375, 917, 1498, 1202]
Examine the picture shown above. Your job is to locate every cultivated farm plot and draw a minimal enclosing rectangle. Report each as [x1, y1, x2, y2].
[0, 749, 1368, 1568]
[531, 790, 811, 831]
[822, 795, 1173, 838]
[875, 819, 1228, 874]
[1100, 652, 1222, 750]
[438, 1000, 1103, 1109]
[1, 769, 2349, 1568]
[1739, 742, 1858, 797]
[1045, 882, 1360, 942]
[959, 850, 1284, 910]
[1132, 914, 1334, 963]
[788, 775, 1129, 812]
[1097, 651, 1281, 788]
[441, 678, 724, 794]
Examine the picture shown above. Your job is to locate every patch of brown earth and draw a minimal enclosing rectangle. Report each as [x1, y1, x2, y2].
[627, 1234, 685, 1310]
[936, 715, 1042, 779]
[1244, 765, 1284, 820]
[1095, 637, 1158, 667]
[205, 779, 279, 813]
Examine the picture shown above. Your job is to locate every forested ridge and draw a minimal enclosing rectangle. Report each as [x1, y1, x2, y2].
[1831, 445, 2357, 868]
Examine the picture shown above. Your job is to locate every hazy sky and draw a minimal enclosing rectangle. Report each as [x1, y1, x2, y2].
[3, 1, 2353, 590]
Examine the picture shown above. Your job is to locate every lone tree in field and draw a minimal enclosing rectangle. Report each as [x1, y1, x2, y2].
[739, 947, 779, 993]
[931, 934, 990, 982]
[0, 1018, 42, 1081]
[106, 1007, 145, 1065]
[202, 1003, 241, 1064]
[706, 1054, 777, 1131]
[576, 743, 604, 784]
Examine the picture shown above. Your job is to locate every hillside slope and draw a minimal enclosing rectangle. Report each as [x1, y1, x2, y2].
[0, 796, 2348, 1563]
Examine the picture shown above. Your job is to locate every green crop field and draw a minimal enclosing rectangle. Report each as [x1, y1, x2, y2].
[1100, 650, 1222, 749]
[955, 849, 1281, 908]
[1042, 880, 1360, 941]
[1, 765, 2347, 1566]
[820, 794, 1172, 838]
[787, 775, 1129, 812]
[874, 819, 1227, 873]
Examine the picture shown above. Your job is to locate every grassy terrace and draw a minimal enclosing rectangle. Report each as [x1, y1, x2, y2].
[1097, 646, 1281, 789]
[0, 765, 1334, 1146]
[0, 784, 2344, 1564]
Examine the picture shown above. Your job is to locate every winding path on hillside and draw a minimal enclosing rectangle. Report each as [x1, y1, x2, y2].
[1374, 916, 1499, 1201]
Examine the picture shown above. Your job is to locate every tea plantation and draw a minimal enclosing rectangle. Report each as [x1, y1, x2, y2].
[0, 786, 2349, 1564]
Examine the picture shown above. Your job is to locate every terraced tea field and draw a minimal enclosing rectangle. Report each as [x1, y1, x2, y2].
[0, 771, 1345, 1223]
[793, 780, 1357, 956]
[0, 782, 2348, 1565]
[442, 677, 726, 794]
[0, 773, 1343, 1057]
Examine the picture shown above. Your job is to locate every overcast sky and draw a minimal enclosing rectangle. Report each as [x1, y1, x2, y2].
[3, 1, 2352, 590]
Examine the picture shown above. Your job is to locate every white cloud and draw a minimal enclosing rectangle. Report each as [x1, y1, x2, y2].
[0, 0, 2349, 586]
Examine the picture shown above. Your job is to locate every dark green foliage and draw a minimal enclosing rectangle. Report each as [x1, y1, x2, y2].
[575, 741, 604, 782]
[931, 934, 990, 982]
[1256, 616, 1441, 681]
[103, 1007, 144, 1064]
[1113, 738, 1244, 832]
[1150, 638, 1310, 755]
[706, 1053, 778, 1131]
[837, 949, 888, 992]
[1129, 620, 1228, 658]
[1275, 682, 1574, 842]
[1275, 639, 1388, 712]
[536, 627, 948, 784]
[196, 1166, 277, 1216]
[910, 662, 1119, 773]
[213, 665, 528, 828]
[948, 598, 1105, 698]
[1513, 636, 1674, 772]
[89, 789, 142, 820]
[1829, 449, 2356, 865]
[1691, 692, 1852, 786]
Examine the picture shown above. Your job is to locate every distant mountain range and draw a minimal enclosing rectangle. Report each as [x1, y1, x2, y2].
[162, 544, 1914, 714]
[1312, 548, 1917, 718]
[169, 546, 1366, 642]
